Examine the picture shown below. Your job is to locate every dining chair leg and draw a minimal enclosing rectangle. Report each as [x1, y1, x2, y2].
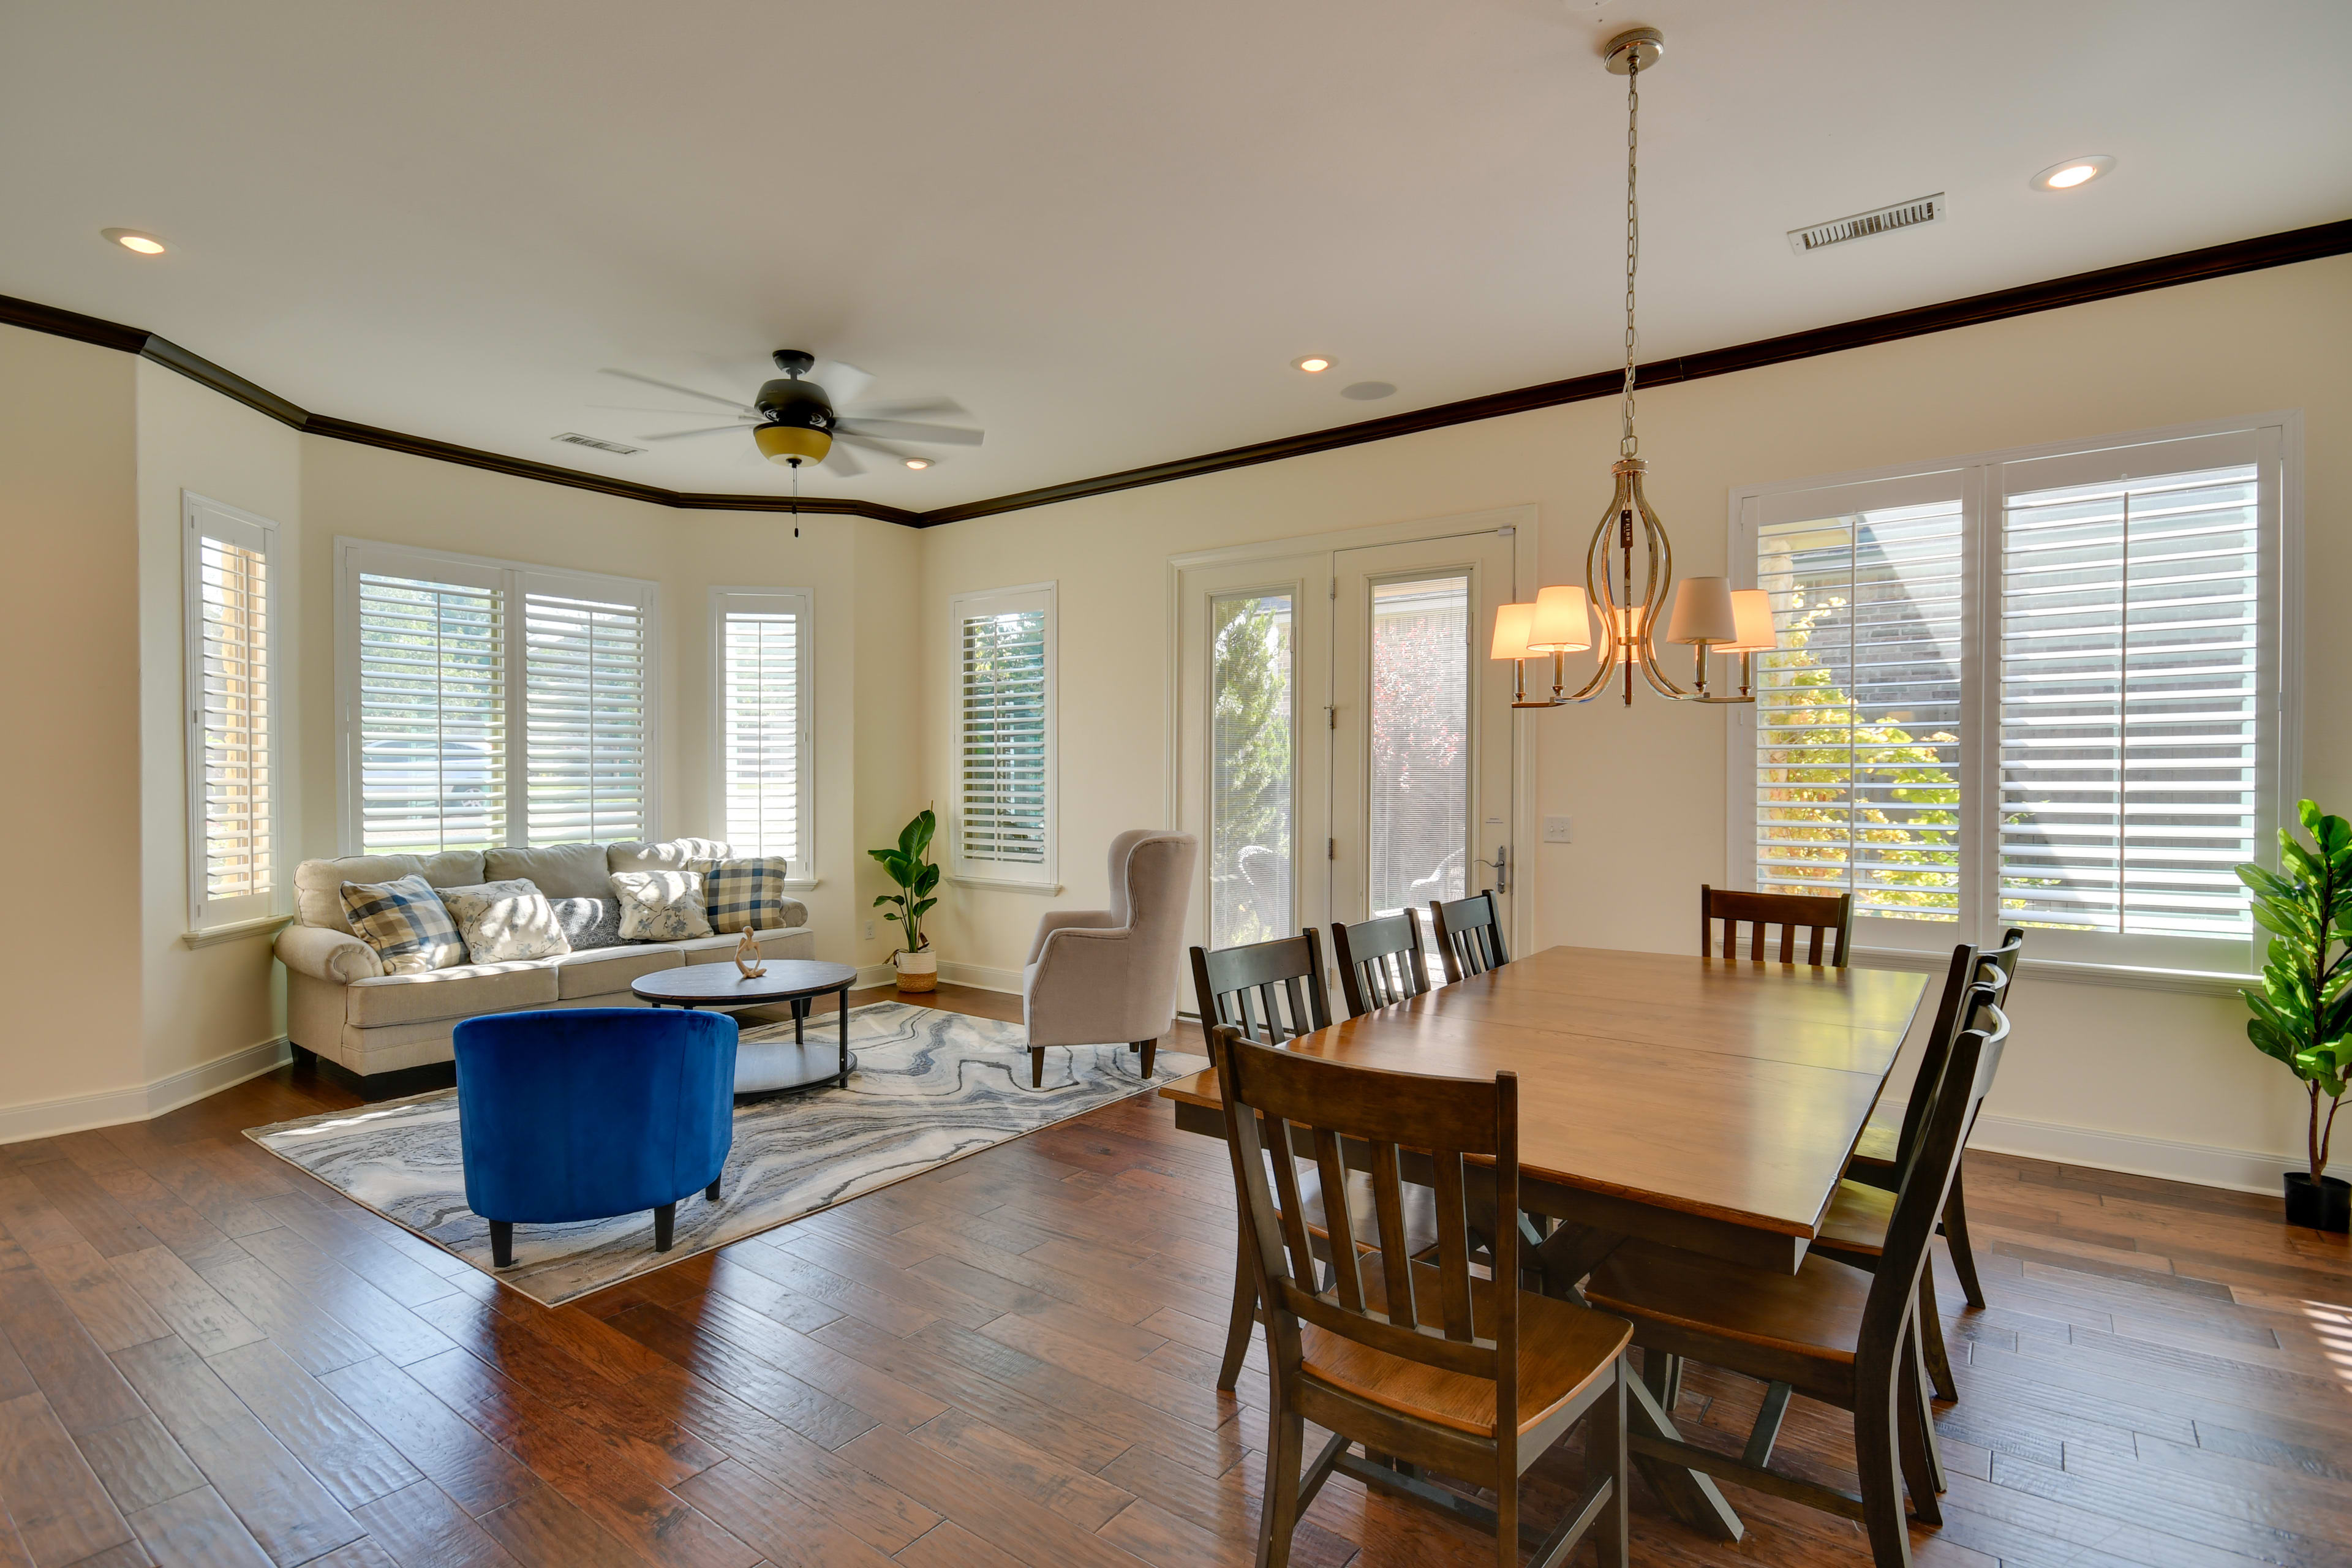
[1896, 1325, 1944, 1525]
[1855, 1359, 1913, 1568]
[1494, 1466, 1518, 1568]
[1218, 1241, 1257, 1392]
[1642, 1348, 1681, 1414]
[1256, 1389, 1305, 1568]
[1593, 1357, 1630, 1568]
[1917, 1270, 1958, 1403]
[1942, 1169, 1986, 1309]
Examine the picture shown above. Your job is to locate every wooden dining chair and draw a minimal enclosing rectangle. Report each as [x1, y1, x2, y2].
[1210, 1025, 1632, 1568]
[1192, 932, 1440, 1390]
[1583, 997, 2010, 1568]
[1430, 891, 1509, 983]
[1700, 884, 1853, 966]
[1846, 929, 2025, 1319]
[1330, 910, 1431, 1016]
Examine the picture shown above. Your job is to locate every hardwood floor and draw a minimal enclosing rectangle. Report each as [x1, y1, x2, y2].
[0, 982, 2345, 1567]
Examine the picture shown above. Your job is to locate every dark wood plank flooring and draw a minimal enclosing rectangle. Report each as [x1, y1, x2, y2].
[0, 982, 2345, 1566]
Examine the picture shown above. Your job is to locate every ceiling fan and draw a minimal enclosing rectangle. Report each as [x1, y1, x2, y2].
[596, 350, 984, 477]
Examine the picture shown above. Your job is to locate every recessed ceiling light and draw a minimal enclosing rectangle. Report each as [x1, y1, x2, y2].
[102, 227, 168, 254]
[903, 458, 932, 470]
[1293, 356, 1332, 374]
[2030, 155, 2114, 192]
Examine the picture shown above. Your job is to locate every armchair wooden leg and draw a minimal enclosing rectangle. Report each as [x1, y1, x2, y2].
[1030, 1047, 1046, 1089]
[489, 1221, 514, 1269]
[654, 1203, 677, 1252]
[1942, 1168, 1986, 1309]
[1134, 1038, 1156, 1077]
[1218, 1240, 1257, 1392]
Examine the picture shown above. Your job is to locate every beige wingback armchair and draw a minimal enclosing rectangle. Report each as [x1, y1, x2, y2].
[1021, 829, 1199, 1089]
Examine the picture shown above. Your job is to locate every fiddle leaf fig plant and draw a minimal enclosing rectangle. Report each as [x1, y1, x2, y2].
[2237, 799, 2352, 1184]
[869, 807, 940, 956]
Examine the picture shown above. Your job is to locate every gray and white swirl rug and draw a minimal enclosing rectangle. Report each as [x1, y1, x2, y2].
[244, 1003, 1204, 1306]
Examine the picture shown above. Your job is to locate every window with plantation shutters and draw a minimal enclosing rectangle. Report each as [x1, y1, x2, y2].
[712, 590, 812, 875]
[339, 542, 657, 854]
[951, 582, 1057, 887]
[1731, 416, 2296, 979]
[184, 495, 281, 929]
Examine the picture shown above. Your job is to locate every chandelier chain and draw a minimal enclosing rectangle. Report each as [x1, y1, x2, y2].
[1620, 52, 1640, 458]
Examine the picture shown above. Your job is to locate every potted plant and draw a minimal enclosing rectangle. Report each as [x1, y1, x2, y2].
[870, 807, 940, 993]
[2236, 799, 2351, 1232]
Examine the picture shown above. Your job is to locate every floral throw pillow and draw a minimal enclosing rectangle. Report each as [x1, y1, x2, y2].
[339, 875, 467, 974]
[437, 879, 571, 964]
[609, 870, 714, 943]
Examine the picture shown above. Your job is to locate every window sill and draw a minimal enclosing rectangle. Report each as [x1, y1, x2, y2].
[951, 874, 1063, 896]
[1852, 945, 2253, 999]
[183, 914, 293, 949]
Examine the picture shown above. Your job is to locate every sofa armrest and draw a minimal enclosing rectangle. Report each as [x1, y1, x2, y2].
[275, 924, 385, 984]
[776, 897, 810, 930]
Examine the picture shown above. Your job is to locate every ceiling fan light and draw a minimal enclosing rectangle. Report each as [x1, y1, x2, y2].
[754, 423, 831, 466]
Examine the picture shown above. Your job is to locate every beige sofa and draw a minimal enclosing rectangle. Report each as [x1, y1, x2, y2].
[275, 837, 812, 1096]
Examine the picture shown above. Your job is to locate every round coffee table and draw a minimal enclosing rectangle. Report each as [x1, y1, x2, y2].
[631, 959, 862, 1094]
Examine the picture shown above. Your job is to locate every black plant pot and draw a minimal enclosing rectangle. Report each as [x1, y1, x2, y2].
[2283, 1170, 2351, 1233]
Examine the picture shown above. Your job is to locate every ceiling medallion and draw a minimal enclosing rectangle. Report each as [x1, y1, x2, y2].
[1493, 27, 1774, 709]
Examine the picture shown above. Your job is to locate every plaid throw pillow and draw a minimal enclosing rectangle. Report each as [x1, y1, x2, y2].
[697, 856, 791, 935]
[339, 875, 466, 974]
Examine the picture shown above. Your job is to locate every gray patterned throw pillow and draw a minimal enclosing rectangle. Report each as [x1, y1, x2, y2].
[609, 870, 714, 942]
[437, 879, 571, 964]
[549, 897, 626, 951]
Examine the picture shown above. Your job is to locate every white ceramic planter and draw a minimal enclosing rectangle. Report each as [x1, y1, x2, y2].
[894, 947, 938, 992]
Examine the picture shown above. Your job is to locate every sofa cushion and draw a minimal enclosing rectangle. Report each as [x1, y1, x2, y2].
[611, 870, 715, 942]
[608, 838, 731, 876]
[696, 856, 794, 935]
[550, 897, 627, 951]
[295, 851, 486, 932]
[345, 960, 559, 1028]
[439, 880, 570, 964]
[551, 944, 684, 1000]
[341, 875, 467, 974]
[483, 842, 612, 902]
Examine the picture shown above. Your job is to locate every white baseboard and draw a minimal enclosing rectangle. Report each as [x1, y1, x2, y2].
[1874, 1097, 2297, 1196]
[0, 1036, 292, 1147]
[855, 960, 1024, 995]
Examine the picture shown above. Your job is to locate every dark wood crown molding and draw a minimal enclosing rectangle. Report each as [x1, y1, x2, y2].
[6, 216, 2346, 530]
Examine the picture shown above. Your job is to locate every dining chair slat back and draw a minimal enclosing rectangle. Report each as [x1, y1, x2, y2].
[1430, 892, 1510, 984]
[1700, 884, 1854, 967]
[1888, 931, 2020, 1178]
[1331, 910, 1431, 1017]
[1191, 930, 1332, 1046]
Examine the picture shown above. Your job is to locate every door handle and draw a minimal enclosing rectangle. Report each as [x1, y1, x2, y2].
[1475, 843, 1509, 894]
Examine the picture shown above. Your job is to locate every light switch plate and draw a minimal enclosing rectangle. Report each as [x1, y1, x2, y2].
[1543, 815, 1574, 843]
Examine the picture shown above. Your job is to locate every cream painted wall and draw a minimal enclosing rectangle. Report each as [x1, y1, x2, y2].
[135, 360, 303, 1087]
[1, 329, 142, 1112]
[916, 254, 2352, 1182]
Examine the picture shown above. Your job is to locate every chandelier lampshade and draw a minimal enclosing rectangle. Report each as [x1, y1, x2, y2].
[1490, 602, 1538, 662]
[1665, 577, 1738, 646]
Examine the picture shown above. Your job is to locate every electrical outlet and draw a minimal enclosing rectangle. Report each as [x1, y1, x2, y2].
[1543, 815, 1574, 843]
[865, 920, 876, 941]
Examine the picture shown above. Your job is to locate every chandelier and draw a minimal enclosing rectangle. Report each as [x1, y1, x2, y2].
[1493, 27, 1773, 709]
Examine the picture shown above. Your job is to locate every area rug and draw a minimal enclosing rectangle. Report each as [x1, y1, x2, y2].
[244, 1002, 1205, 1306]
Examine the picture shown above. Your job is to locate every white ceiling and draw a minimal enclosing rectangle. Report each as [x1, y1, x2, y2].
[5, 0, 2348, 511]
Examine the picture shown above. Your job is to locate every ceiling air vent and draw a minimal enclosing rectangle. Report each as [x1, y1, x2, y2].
[1787, 193, 1946, 255]
[551, 432, 644, 455]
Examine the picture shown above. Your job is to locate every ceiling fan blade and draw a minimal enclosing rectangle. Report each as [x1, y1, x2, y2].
[813, 360, 873, 409]
[833, 429, 917, 459]
[834, 418, 984, 447]
[591, 402, 749, 415]
[840, 396, 967, 420]
[639, 424, 756, 442]
[820, 443, 867, 478]
[598, 368, 758, 416]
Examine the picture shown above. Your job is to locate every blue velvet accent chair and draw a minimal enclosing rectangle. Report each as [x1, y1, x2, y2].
[453, 1007, 737, 1268]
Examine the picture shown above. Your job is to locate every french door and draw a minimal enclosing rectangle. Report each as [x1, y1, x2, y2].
[1175, 524, 1520, 994]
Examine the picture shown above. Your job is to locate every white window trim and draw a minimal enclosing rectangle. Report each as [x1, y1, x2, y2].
[184, 492, 284, 933]
[709, 587, 818, 886]
[334, 537, 662, 854]
[1724, 412, 2304, 989]
[948, 580, 1059, 892]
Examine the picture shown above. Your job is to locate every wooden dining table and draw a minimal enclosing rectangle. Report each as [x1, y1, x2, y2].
[1158, 943, 1931, 1542]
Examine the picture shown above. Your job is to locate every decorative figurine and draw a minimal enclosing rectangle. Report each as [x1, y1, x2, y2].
[733, 927, 767, 979]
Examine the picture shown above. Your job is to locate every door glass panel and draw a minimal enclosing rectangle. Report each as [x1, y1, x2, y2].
[1368, 576, 1469, 916]
[1209, 590, 1295, 947]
